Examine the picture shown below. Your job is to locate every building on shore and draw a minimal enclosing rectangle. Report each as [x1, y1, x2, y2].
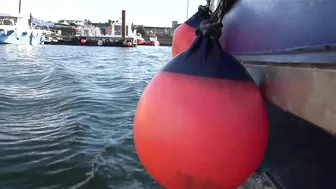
[51, 19, 103, 37]
[133, 21, 180, 37]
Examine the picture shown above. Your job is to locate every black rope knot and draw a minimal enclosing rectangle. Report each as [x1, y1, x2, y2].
[195, 0, 240, 39]
[198, 5, 208, 12]
[197, 3, 212, 19]
[195, 20, 223, 39]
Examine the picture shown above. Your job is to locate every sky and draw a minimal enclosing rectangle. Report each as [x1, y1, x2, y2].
[0, 0, 206, 27]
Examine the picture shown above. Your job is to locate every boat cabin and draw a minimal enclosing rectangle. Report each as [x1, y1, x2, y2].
[109, 22, 134, 38]
[0, 13, 29, 28]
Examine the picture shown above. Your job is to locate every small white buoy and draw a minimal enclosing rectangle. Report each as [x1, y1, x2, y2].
[97, 39, 103, 46]
[14, 29, 21, 39]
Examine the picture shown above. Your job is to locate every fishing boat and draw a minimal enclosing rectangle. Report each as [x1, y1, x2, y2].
[0, 0, 52, 45]
[135, 33, 146, 45]
[146, 36, 160, 46]
[210, 0, 336, 188]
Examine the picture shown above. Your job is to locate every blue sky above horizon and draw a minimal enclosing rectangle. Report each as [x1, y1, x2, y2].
[0, 0, 206, 27]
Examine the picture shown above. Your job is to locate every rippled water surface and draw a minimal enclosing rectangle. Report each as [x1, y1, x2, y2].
[0, 45, 171, 189]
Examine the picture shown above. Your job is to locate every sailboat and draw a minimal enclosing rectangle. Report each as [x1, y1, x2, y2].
[0, 0, 52, 45]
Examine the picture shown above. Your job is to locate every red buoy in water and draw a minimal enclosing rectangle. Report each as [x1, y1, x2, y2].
[172, 6, 210, 57]
[80, 38, 87, 45]
[127, 42, 132, 47]
[134, 19, 268, 189]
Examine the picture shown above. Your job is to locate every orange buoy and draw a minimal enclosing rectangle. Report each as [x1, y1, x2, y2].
[172, 6, 210, 57]
[134, 20, 268, 189]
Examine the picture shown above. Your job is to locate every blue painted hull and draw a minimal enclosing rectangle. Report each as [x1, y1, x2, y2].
[0, 30, 44, 45]
[220, 0, 336, 54]
[217, 1, 336, 189]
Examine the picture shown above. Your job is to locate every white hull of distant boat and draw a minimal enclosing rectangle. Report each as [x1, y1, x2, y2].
[0, 24, 45, 45]
[0, 0, 52, 45]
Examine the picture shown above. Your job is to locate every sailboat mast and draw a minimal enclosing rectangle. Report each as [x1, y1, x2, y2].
[186, 0, 189, 19]
[19, 0, 22, 14]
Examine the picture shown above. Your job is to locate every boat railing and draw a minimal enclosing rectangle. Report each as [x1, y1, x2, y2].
[0, 17, 17, 26]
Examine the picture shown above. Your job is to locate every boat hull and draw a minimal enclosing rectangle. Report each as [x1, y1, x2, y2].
[218, 0, 336, 134]
[219, 0, 336, 53]
[137, 38, 145, 45]
[0, 29, 44, 45]
[217, 0, 336, 188]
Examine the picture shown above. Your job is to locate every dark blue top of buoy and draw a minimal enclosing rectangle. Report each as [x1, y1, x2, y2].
[185, 8, 211, 28]
[163, 33, 252, 81]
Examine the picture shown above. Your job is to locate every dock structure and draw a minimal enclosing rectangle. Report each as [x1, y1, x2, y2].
[45, 10, 137, 47]
[45, 35, 136, 47]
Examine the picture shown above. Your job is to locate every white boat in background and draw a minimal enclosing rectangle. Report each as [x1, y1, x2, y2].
[0, 0, 52, 45]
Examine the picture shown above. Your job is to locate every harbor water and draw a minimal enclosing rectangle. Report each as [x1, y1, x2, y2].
[0, 45, 171, 189]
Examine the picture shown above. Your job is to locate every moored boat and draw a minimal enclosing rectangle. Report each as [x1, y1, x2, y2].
[136, 36, 145, 45]
[0, 0, 52, 45]
[0, 13, 47, 45]
[145, 36, 160, 46]
[218, 0, 336, 136]
[133, 31, 145, 45]
[214, 0, 336, 188]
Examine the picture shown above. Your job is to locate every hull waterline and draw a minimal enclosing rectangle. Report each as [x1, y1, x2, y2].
[0, 30, 44, 45]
